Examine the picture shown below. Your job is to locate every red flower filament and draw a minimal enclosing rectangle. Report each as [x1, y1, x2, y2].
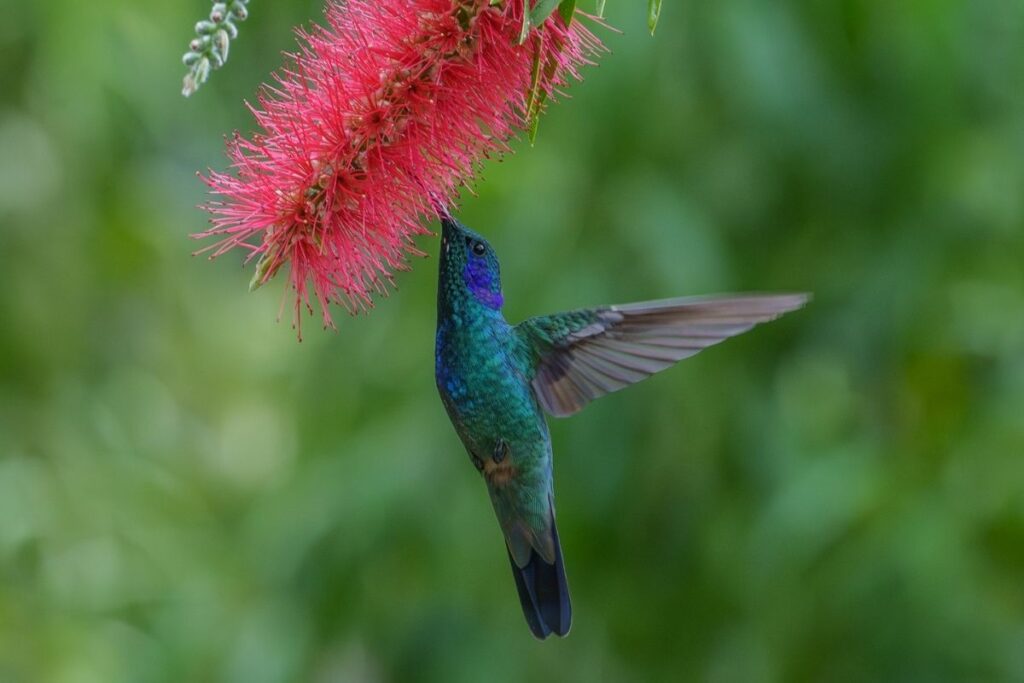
[195, 0, 604, 334]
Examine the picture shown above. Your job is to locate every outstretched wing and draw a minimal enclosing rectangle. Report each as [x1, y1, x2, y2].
[516, 294, 809, 417]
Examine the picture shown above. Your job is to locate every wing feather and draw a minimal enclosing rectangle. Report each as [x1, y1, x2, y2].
[517, 293, 809, 417]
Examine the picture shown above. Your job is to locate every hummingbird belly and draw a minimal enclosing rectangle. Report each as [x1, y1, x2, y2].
[437, 354, 547, 480]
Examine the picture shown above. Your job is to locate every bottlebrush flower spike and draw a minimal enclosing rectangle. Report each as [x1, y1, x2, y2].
[194, 0, 604, 336]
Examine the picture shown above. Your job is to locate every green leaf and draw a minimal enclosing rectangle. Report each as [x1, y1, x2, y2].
[595, 0, 606, 19]
[248, 252, 280, 291]
[525, 38, 544, 143]
[517, 3, 530, 44]
[647, 0, 662, 35]
[525, 38, 562, 144]
[527, 107, 543, 143]
[558, 0, 577, 25]
[530, 0, 562, 26]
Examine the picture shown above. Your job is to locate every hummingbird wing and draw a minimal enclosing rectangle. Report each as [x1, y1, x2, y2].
[516, 293, 809, 417]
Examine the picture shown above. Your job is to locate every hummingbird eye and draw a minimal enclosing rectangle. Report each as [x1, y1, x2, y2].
[471, 241, 486, 256]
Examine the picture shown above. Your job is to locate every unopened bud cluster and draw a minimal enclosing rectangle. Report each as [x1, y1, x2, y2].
[181, 0, 250, 97]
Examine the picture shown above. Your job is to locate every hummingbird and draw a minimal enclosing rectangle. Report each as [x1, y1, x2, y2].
[434, 216, 808, 639]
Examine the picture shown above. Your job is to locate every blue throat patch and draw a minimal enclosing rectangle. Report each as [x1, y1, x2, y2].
[463, 258, 504, 310]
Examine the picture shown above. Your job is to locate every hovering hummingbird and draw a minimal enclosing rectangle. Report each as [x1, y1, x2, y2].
[434, 216, 808, 639]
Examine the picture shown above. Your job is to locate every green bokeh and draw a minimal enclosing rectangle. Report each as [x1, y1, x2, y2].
[2, 1, 1024, 681]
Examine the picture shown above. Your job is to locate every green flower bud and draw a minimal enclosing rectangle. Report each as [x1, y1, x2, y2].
[195, 56, 211, 82]
[213, 29, 230, 60]
[180, 0, 251, 96]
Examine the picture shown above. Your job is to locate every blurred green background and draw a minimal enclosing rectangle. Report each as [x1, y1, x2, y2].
[2, 0, 1024, 681]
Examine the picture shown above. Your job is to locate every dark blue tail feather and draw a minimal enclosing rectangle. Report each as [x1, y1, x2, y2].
[507, 520, 571, 639]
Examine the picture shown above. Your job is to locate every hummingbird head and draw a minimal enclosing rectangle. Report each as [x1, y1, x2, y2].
[439, 216, 504, 310]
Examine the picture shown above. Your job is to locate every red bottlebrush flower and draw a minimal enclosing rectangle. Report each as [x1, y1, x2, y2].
[195, 0, 604, 335]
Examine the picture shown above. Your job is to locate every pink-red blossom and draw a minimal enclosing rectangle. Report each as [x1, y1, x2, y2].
[195, 0, 603, 335]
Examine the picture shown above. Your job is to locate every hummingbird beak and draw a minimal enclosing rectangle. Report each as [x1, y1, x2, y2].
[441, 216, 460, 235]
[440, 216, 461, 257]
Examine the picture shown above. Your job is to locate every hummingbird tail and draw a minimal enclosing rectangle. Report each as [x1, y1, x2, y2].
[507, 518, 571, 639]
